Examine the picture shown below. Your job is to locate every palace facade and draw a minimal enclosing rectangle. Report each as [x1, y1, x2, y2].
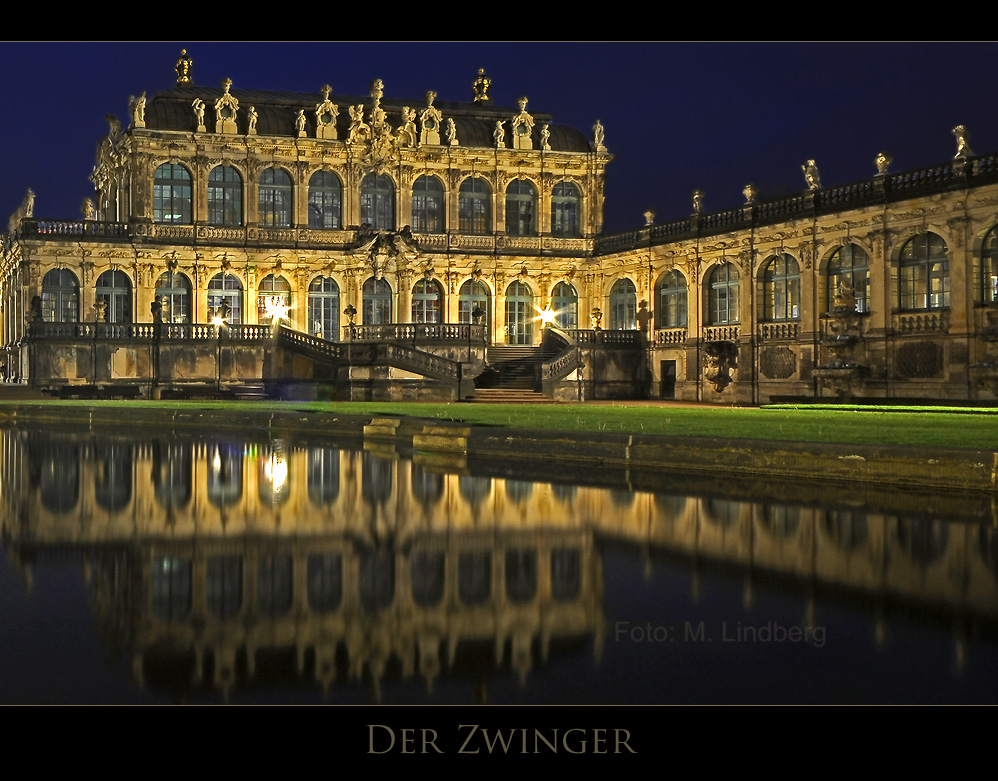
[3, 51, 998, 404]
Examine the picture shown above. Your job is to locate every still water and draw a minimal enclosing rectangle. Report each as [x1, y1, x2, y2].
[1, 425, 995, 704]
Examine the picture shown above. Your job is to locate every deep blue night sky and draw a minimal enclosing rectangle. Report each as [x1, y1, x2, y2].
[3, 42, 997, 235]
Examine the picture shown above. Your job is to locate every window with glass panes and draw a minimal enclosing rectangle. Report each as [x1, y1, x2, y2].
[363, 277, 393, 324]
[154, 271, 192, 323]
[551, 282, 578, 330]
[899, 233, 949, 310]
[208, 166, 242, 226]
[551, 182, 581, 238]
[153, 163, 192, 224]
[411, 279, 443, 323]
[656, 270, 688, 328]
[458, 279, 489, 327]
[762, 254, 801, 321]
[308, 276, 340, 340]
[258, 168, 293, 227]
[708, 263, 740, 325]
[41, 268, 79, 323]
[827, 244, 870, 313]
[360, 174, 395, 230]
[208, 273, 242, 324]
[981, 226, 998, 303]
[308, 171, 342, 229]
[95, 269, 132, 323]
[505, 179, 536, 236]
[411, 175, 444, 233]
[609, 278, 637, 329]
[459, 178, 491, 234]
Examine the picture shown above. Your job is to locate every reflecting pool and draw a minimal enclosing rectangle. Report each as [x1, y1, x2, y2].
[1, 425, 996, 704]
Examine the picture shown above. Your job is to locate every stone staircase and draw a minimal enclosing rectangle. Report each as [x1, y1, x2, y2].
[465, 346, 559, 403]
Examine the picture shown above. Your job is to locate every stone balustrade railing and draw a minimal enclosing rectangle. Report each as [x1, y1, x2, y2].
[655, 327, 687, 345]
[758, 322, 801, 341]
[346, 323, 486, 342]
[893, 310, 950, 334]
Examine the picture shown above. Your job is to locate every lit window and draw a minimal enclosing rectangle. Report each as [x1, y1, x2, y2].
[708, 263, 740, 325]
[762, 254, 801, 321]
[258, 167, 293, 227]
[459, 178, 491, 234]
[551, 181, 581, 238]
[505, 179, 536, 236]
[899, 233, 949, 311]
[153, 163, 192, 224]
[208, 166, 242, 226]
[656, 270, 687, 328]
[308, 171, 342, 229]
[411, 175, 444, 233]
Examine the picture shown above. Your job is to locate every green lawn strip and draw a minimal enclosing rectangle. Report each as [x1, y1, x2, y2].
[1, 399, 997, 450]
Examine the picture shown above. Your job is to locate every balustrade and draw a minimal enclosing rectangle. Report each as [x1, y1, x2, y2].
[758, 322, 800, 341]
[893, 311, 950, 334]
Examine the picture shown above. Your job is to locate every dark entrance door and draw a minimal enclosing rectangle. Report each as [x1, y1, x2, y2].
[660, 360, 677, 398]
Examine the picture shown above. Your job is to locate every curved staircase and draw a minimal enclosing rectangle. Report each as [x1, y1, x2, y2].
[465, 346, 558, 403]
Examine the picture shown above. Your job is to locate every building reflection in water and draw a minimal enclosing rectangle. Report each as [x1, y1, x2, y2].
[2, 426, 997, 703]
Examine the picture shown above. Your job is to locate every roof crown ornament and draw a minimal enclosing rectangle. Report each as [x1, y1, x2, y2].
[473, 68, 491, 103]
[214, 78, 239, 134]
[315, 84, 339, 140]
[419, 90, 443, 146]
[175, 49, 193, 85]
[511, 96, 534, 150]
[952, 125, 974, 159]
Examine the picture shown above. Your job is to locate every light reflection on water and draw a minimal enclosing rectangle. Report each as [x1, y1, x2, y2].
[0, 426, 996, 704]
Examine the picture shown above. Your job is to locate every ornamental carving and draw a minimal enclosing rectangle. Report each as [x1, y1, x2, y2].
[511, 97, 534, 150]
[896, 341, 943, 379]
[419, 91, 443, 146]
[760, 346, 797, 379]
[214, 79, 240, 134]
[315, 85, 339, 140]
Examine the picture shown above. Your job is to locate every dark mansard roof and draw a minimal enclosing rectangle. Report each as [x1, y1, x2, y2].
[142, 84, 593, 153]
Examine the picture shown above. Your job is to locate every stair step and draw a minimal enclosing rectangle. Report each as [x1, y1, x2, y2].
[466, 388, 556, 404]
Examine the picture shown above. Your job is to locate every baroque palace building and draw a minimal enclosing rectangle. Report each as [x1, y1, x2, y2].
[3, 50, 998, 404]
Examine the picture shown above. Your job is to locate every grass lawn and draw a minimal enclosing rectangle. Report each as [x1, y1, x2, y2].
[1, 399, 998, 451]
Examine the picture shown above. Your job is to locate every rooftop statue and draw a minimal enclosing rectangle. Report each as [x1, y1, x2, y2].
[953, 125, 974, 159]
[802, 159, 821, 190]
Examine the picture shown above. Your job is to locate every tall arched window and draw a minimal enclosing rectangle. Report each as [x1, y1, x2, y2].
[609, 278, 637, 330]
[827, 244, 870, 313]
[308, 171, 342, 229]
[551, 181, 581, 238]
[655, 270, 687, 328]
[257, 275, 291, 323]
[412, 278, 443, 324]
[41, 269, 79, 323]
[459, 279, 490, 329]
[899, 232, 949, 310]
[762, 254, 801, 321]
[258, 167, 293, 227]
[505, 280, 533, 344]
[363, 277, 393, 324]
[95, 269, 132, 323]
[411, 175, 444, 233]
[208, 273, 242, 324]
[153, 163, 192, 224]
[154, 271, 192, 323]
[208, 166, 242, 226]
[505, 179, 537, 236]
[361, 173, 395, 230]
[308, 276, 340, 340]
[551, 281, 578, 330]
[980, 226, 998, 304]
[708, 262, 740, 325]
[459, 177, 491, 234]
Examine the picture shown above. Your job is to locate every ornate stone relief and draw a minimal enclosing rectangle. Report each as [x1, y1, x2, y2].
[511, 98, 534, 150]
[315, 85, 339, 140]
[397, 108, 417, 147]
[419, 91, 443, 146]
[214, 79, 239, 134]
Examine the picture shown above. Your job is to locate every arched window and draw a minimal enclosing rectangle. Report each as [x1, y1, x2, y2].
[154, 271, 192, 324]
[708, 262, 740, 325]
[551, 281, 578, 330]
[899, 232, 949, 310]
[827, 244, 870, 313]
[505, 179, 537, 236]
[308, 276, 340, 340]
[208, 273, 242, 324]
[762, 254, 801, 321]
[459, 177, 491, 234]
[505, 280, 533, 345]
[360, 173, 395, 230]
[94, 442, 132, 513]
[41, 269, 79, 323]
[363, 277, 393, 324]
[411, 175, 444, 233]
[257, 275, 291, 323]
[308, 170, 342, 230]
[208, 166, 242, 226]
[655, 270, 687, 328]
[459, 279, 490, 329]
[609, 278, 637, 330]
[153, 163, 192, 224]
[551, 181, 581, 238]
[411, 278, 443, 324]
[980, 226, 998, 303]
[95, 269, 132, 323]
[258, 167, 293, 227]
[207, 444, 242, 509]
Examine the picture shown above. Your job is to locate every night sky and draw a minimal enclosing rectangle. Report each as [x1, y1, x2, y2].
[3, 42, 997, 235]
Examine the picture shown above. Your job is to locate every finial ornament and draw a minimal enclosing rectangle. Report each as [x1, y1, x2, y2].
[875, 151, 892, 175]
[473, 68, 491, 103]
[802, 159, 821, 190]
[593, 119, 605, 151]
[321, 84, 332, 101]
[952, 125, 974, 159]
[742, 183, 756, 204]
[644, 210, 655, 226]
[175, 49, 193, 85]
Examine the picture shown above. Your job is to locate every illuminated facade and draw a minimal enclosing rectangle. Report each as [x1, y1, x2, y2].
[4, 51, 998, 403]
